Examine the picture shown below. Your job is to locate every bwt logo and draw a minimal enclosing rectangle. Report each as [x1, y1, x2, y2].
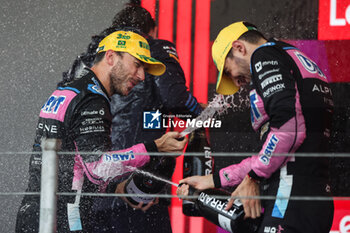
[319, 0, 350, 40]
[143, 110, 162, 129]
[259, 134, 279, 165]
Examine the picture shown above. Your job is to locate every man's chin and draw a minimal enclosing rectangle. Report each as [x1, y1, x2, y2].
[112, 88, 128, 96]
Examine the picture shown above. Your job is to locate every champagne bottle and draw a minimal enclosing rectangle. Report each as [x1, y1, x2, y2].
[183, 186, 262, 233]
[183, 128, 212, 216]
[124, 156, 176, 206]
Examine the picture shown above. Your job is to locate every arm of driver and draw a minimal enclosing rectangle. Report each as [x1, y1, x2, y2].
[176, 174, 215, 198]
[155, 131, 188, 154]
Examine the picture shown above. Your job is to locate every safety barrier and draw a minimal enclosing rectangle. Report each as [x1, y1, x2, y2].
[0, 142, 349, 233]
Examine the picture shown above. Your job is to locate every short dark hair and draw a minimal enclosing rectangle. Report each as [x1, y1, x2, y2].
[111, 4, 156, 35]
[94, 52, 106, 64]
[238, 22, 266, 44]
[93, 51, 124, 64]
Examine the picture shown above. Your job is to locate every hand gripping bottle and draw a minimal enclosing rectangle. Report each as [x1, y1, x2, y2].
[183, 128, 212, 216]
[124, 156, 176, 206]
[180, 185, 262, 233]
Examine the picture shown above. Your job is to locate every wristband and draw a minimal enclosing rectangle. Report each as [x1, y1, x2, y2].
[247, 171, 262, 184]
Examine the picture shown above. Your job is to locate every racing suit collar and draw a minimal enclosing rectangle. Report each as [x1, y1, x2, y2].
[85, 67, 111, 101]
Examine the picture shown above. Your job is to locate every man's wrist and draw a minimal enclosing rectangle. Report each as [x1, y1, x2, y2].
[212, 170, 222, 188]
[247, 170, 263, 184]
[144, 141, 158, 152]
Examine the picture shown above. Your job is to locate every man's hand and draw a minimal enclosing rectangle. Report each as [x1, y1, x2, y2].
[225, 175, 261, 219]
[115, 180, 158, 212]
[154, 131, 188, 154]
[176, 174, 215, 198]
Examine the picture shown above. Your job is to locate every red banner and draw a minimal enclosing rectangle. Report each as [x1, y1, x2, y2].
[330, 200, 350, 233]
[319, 0, 350, 40]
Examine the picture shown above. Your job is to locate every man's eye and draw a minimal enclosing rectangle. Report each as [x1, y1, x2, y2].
[223, 70, 230, 77]
[134, 62, 141, 68]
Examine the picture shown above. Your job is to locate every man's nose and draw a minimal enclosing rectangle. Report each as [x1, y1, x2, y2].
[136, 67, 145, 81]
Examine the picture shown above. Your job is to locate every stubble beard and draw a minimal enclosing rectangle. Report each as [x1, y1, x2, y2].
[234, 56, 252, 84]
[109, 61, 128, 96]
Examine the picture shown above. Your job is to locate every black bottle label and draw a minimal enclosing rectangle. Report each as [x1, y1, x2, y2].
[183, 129, 212, 216]
[124, 177, 155, 205]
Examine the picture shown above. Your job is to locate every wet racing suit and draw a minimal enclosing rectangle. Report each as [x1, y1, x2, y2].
[16, 68, 157, 233]
[97, 39, 202, 233]
[54, 29, 202, 233]
[213, 39, 334, 233]
[100, 39, 202, 233]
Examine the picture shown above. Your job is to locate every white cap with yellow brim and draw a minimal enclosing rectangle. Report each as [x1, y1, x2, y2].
[96, 30, 166, 76]
[212, 21, 257, 95]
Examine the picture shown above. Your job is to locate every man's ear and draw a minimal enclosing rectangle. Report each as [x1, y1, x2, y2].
[232, 40, 247, 55]
[104, 50, 116, 66]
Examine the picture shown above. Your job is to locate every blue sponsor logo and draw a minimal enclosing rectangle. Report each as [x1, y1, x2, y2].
[42, 95, 66, 114]
[143, 110, 161, 129]
[250, 90, 261, 124]
[103, 150, 135, 162]
[295, 51, 326, 79]
[259, 134, 279, 165]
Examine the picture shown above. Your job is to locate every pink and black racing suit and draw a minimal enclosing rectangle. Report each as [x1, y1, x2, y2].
[16, 68, 157, 233]
[213, 39, 334, 233]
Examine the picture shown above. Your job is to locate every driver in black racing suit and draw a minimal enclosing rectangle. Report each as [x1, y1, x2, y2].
[16, 29, 187, 233]
[178, 21, 334, 233]
[59, 4, 203, 232]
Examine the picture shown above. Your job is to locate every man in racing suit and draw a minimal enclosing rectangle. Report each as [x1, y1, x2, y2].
[178, 21, 334, 233]
[60, 4, 203, 232]
[16, 29, 187, 233]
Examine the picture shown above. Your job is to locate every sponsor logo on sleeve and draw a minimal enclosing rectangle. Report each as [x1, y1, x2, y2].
[42, 95, 66, 114]
[262, 60, 278, 66]
[79, 125, 106, 134]
[294, 51, 327, 79]
[250, 90, 262, 124]
[81, 109, 105, 116]
[259, 68, 280, 79]
[261, 74, 283, 89]
[312, 83, 332, 95]
[38, 122, 58, 134]
[263, 83, 285, 98]
[255, 62, 262, 72]
[223, 171, 230, 181]
[259, 134, 279, 165]
[103, 150, 135, 162]
[255, 60, 278, 73]
[81, 117, 104, 126]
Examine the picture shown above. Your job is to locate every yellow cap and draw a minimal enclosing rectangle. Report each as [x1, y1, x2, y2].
[212, 21, 255, 95]
[97, 30, 166, 76]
